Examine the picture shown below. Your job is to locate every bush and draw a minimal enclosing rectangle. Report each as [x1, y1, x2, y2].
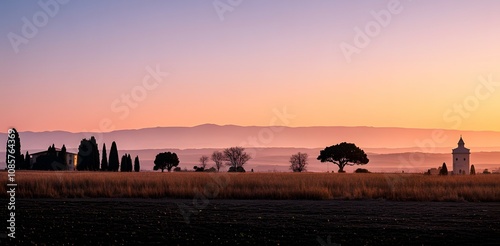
[354, 168, 370, 173]
[193, 166, 205, 172]
[228, 166, 246, 172]
[205, 167, 217, 172]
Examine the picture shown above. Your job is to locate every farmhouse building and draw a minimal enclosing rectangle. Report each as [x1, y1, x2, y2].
[30, 149, 78, 171]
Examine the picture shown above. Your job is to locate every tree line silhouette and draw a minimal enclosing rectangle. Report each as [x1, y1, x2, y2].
[7, 129, 372, 173]
[76, 138, 140, 172]
[6, 130, 492, 174]
[5, 129, 140, 172]
[22, 129, 486, 175]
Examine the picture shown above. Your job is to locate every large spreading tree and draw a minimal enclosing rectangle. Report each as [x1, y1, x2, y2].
[153, 152, 179, 172]
[317, 142, 369, 173]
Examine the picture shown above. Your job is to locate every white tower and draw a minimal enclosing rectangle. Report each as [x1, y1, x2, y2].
[452, 136, 470, 174]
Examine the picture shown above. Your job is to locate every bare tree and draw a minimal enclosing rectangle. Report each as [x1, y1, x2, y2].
[224, 147, 251, 172]
[211, 151, 225, 172]
[289, 152, 308, 172]
[199, 155, 209, 169]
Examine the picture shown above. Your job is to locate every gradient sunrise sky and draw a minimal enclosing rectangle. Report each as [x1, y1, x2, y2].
[1, 0, 499, 133]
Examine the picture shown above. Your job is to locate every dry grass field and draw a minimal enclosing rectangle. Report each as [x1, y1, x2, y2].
[1, 171, 499, 201]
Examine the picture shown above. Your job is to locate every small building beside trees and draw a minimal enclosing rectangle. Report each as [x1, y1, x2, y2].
[31, 145, 78, 170]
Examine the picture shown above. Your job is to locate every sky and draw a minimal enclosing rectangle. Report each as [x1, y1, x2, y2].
[1, 0, 500, 133]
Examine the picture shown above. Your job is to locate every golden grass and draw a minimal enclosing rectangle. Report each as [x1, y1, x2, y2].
[1, 171, 499, 201]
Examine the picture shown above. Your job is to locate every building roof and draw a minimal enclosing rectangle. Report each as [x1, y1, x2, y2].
[452, 136, 470, 154]
[31, 149, 77, 156]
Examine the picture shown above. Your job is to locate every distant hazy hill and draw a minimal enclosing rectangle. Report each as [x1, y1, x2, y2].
[1, 124, 499, 152]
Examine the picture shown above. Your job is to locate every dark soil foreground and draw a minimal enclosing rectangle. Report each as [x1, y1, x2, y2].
[2, 199, 499, 246]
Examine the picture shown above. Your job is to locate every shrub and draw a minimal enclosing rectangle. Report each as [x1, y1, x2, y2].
[194, 166, 205, 172]
[228, 166, 246, 172]
[205, 167, 217, 172]
[354, 168, 370, 173]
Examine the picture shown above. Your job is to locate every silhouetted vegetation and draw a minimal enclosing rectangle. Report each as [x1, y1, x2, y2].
[439, 163, 448, 175]
[228, 166, 246, 172]
[6, 128, 24, 170]
[317, 142, 369, 173]
[193, 166, 205, 172]
[470, 165, 476, 175]
[77, 137, 100, 171]
[32, 144, 67, 171]
[205, 167, 217, 172]
[199, 155, 209, 169]
[23, 151, 31, 170]
[211, 151, 224, 172]
[134, 156, 140, 172]
[120, 154, 133, 172]
[101, 143, 108, 171]
[224, 147, 251, 172]
[483, 169, 491, 174]
[153, 152, 179, 172]
[354, 168, 370, 173]
[289, 152, 308, 172]
[108, 141, 120, 171]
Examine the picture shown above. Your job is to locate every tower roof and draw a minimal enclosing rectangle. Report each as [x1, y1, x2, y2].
[458, 135, 465, 146]
[453, 136, 470, 154]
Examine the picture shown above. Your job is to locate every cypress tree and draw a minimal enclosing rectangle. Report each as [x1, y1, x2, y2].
[90, 137, 100, 171]
[126, 154, 130, 172]
[128, 154, 133, 171]
[58, 145, 67, 165]
[77, 138, 99, 171]
[109, 141, 119, 171]
[121, 154, 133, 172]
[19, 153, 25, 170]
[470, 165, 476, 175]
[49, 144, 56, 157]
[439, 162, 448, 175]
[6, 128, 23, 170]
[120, 154, 127, 172]
[134, 156, 140, 172]
[77, 139, 91, 170]
[101, 143, 108, 171]
[24, 151, 31, 170]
